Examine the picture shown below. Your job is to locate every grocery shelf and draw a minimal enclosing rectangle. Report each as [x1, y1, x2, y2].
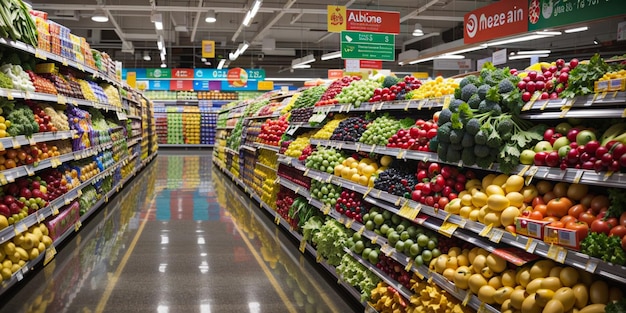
[287, 122, 322, 129]
[309, 139, 626, 188]
[122, 96, 139, 104]
[127, 115, 142, 120]
[520, 108, 626, 119]
[312, 97, 449, 114]
[255, 162, 276, 172]
[158, 144, 214, 148]
[253, 143, 280, 152]
[245, 113, 281, 120]
[0, 88, 123, 113]
[0, 130, 75, 150]
[521, 92, 626, 111]
[277, 155, 626, 284]
[240, 144, 257, 152]
[0, 38, 122, 88]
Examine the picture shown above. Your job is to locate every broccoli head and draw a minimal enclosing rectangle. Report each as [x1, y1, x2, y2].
[429, 136, 439, 152]
[461, 84, 478, 102]
[465, 118, 481, 136]
[497, 118, 514, 134]
[438, 108, 453, 126]
[461, 133, 475, 148]
[477, 84, 490, 100]
[383, 76, 399, 88]
[437, 143, 449, 161]
[467, 94, 481, 109]
[437, 122, 452, 143]
[446, 145, 461, 163]
[474, 130, 488, 145]
[474, 144, 490, 158]
[498, 79, 515, 94]
[449, 129, 464, 144]
[460, 75, 480, 89]
[461, 148, 476, 166]
[449, 99, 464, 113]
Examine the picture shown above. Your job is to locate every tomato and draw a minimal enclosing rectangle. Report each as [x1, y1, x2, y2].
[606, 217, 619, 228]
[533, 204, 548, 217]
[609, 225, 626, 238]
[529, 211, 544, 220]
[505, 225, 517, 234]
[438, 197, 449, 208]
[621, 212, 626, 227]
[560, 215, 578, 225]
[579, 212, 596, 226]
[543, 216, 560, 222]
[580, 193, 594, 208]
[568, 204, 586, 219]
[543, 191, 557, 203]
[546, 197, 574, 218]
[532, 196, 545, 207]
[590, 219, 611, 235]
[590, 195, 610, 213]
[566, 221, 589, 238]
[549, 221, 565, 228]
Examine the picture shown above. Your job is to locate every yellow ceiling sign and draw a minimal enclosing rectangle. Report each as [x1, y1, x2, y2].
[201, 40, 215, 58]
[327, 5, 347, 32]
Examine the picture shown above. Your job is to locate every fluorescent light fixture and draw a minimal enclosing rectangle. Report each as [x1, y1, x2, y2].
[157, 35, 164, 50]
[161, 63, 167, 68]
[509, 54, 549, 60]
[143, 51, 151, 61]
[485, 31, 561, 47]
[160, 53, 166, 61]
[242, 12, 253, 27]
[229, 52, 237, 61]
[435, 54, 465, 59]
[594, 37, 599, 45]
[409, 57, 434, 64]
[564, 26, 588, 33]
[205, 10, 216, 23]
[217, 59, 226, 69]
[91, 9, 108, 22]
[201, 57, 207, 62]
[516, 50, 551, 55]
[292, 64, 311, 69]
[152, 12, 163, 30]
[412, 23, 424, 37]
[536, 31, 562, 35]
[238, 41, 249, 55]
[291, 54, 315, 67]
[155, 21, 163, 30]
[321, 51, 341, 60]
[242, 0, 262, 26]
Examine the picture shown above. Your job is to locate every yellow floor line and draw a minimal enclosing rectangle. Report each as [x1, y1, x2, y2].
[230, 215, 299, 313]
[95, 205, 154, 313]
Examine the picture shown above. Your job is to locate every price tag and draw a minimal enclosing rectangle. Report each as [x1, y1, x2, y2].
[405, 259, 414, 272]
[573, 170, 584, 184]
[64, 196, 71, 205]
[381, 244, 394, 257]
[396, 150, 406, 159]
[322, 205, 331, 215]
[585, 258, 599, 273]
[547, 244, 559, 260]
[77, 63, 84, 71]
[16, 269, 23, 281]
[540, 100, 550, 111]
[603, 171, 614, 181]
[622, 108, 626, 118]
[438, 221, 458, 238]
[369, 145, 376, 153]
[555, 246, 567, 263]
[371, 235, 378, 244]
[355, 144, 361, 152]
[51, 205, 59, 216]
[357, 225, 365, 236]
[299, 239, 307, 253]
[44, 246, 56, 265]
[479, 224, 493, 237]
[403, 101, 411, 111]
[462, 290, 472, 306]
[337, 216, 345, 224]
[0, 142, 4, 151]
[74, 221, 82, 232]
[395, 197, 402, 206]
[35, 49, 47, 60]
[316, 254, 323, 263]
[11, 138, 20, 149]
[27, 137, 35, 146]
[518, 165, 531, 176]
[24, 166, 34, 177]
[525, 166, 539, 186]
[57, 95, 67, 105]
[443, 96, 451, 109]
[325, 175, 332, 183]
[416, 100, 425, 110]
[51, 158, 59, 168]
[36, 211, 44, 223]
[489, 228, 504, 243]
[5, 91, 13, 101]
[477, 302, 488, 313]
[559, 107, 571, 118]
[345, 219, 354, 229]
[303, 168, 310, 176]
[14, 222, 27, 235]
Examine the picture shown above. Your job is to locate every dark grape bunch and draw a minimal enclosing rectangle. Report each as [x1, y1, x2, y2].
[330, 117, 370, 142]
[289, 107, 314, 123]
[374, 167, 419, 197]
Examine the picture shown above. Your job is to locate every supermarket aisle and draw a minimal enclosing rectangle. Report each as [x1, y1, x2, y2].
[0, 152, 360, 313]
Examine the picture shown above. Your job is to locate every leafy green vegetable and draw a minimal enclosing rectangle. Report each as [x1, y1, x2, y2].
[336, 254, 381, 301]
[606, 298, 626, 313]
[561, 54, 609, 98]
[580, 232, 626, 265]
[312, 219, 353, 265]
[607, 188, 626, 218]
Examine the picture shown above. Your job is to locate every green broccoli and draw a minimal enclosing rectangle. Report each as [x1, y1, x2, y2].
[461, 148, 476, 166]
[437, 122, 452, 143]
[498, 79, 515, 94]
[465, 119, 481, 136]
[461, 84, 478, 102]
[437, 143, 449, 161]
[449, 99, 464, 112]
[438, 108, 453, 125]
[475, 153, 495, 168]
[474, 130, 488, 145]
[454, 87, 462, 100]
[467, 94, 481, 109]
[478, 100, 490, 114]
[497, 118, 514, 134]
[447, 145, 461, 163]
[477, 84, 490, 100]
[461, 133, 475, 148]
[383, 76, 398, 88]
[487, 131, 503, 148]
[460, 76, 479, 88]
[450, 129, 464, 144]
[429, 136, 439, 152]
[474, 144, 490, 158]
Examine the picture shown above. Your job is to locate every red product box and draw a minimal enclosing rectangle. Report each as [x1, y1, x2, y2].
[544, 226, 584, 250]
[515, 217, 551, 240]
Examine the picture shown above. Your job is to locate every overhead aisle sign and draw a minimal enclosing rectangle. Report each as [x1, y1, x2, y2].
[341, 31, 395, 61]
[327, 6, 400, 34]
[122, 68, 266, 91]
[528, 0, 626, 30]
[464, 0, 528, 44]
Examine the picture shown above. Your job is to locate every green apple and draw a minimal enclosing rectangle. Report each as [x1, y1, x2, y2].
[576, 130, 596, 146]
[558, 145, 571, 158]
[552, 137, 570, 151]
[520, 149, 536, 165]
[534, 141, 553, 152]
[555, 122, 572, 135]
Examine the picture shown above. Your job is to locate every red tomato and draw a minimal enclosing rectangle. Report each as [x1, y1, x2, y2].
[610, 225, 626, 238]
[549, 221, 565, 228]
[568, 204, 586, 219]
[534, 204, 548, 217]
[560, 215, 578, 225]
[590, 219, 611, 235]
[532, 196, 545, 207]
[546, 197, 574, 218]
[606, 217, 619, 228]
[529, 211, 544, 220]
[578, 212, 596, 226]
[621, 211, 626, 227]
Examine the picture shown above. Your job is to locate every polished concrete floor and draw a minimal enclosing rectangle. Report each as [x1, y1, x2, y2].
[0, 152, 360, 313]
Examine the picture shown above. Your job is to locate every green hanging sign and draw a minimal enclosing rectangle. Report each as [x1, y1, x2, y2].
[528, 0, 626, 31]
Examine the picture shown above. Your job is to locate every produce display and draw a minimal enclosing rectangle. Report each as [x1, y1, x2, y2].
[0, 224, 52, 280]
[0, 0, 38, 47]
[1, 64, 34, 92]
[215, 53, 626, 313]
[258, 116, 288, 146]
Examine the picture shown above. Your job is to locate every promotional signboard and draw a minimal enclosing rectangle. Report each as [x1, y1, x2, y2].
[341, 31, 395, 61]
[528, 0, 626, 31]
[201, 40, 215, 58]
[328, 5, 400, 34]
[464, 0, 528, 44]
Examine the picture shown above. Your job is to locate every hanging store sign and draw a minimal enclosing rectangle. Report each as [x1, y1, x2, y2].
[341, 31, 395, 61]
[328, 70, 344, 80]
[328, 5, 400, 34]
[464, 0, 528, 44]
[344, 60, 383, 70]
[172, 68, 194, 79]
[492, 49, 508, 66]
[528, 0, 626, 31]
[257, 81, 274, 90]
[146, 68, 171, 79]
[201, 40, 215, 58]
[126, 72, 136, 88]
[170, 80, 194, 91]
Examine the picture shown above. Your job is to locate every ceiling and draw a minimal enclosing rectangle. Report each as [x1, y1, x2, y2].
[29, 0, 626, 80]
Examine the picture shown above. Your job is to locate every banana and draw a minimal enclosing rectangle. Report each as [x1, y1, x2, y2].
[612, 131, 626, 145]
[601, 122, 626, 145]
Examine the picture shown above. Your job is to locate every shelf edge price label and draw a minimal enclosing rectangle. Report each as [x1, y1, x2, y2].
[585, 258, 599, 273]
[357, 225, 365, 236]
[479, 224, 493, 237]
[404, 259, 414, 272]
[299, 239, 307, 253]
[462, 290, 472, 306]
[489, 228, 504, 243]
[438, 221, 458, 238]
[44, 246, 57, 265]
[11, 138, 20, 149]
[74, 221, 82, 232]
[14, 222, 27, 236]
